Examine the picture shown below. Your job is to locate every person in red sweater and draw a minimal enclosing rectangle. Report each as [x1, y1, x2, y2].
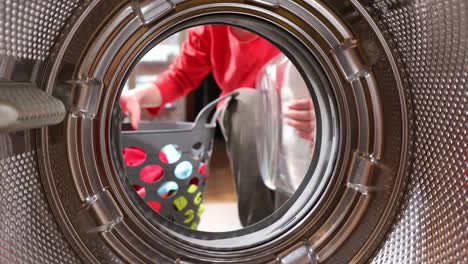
[120, 25, 315, 226]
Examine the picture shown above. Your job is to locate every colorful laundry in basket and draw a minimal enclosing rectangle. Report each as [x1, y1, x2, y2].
[122, 143, 206, 229]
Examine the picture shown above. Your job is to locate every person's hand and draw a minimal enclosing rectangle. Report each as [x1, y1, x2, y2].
[284, 98, 316, 144]
[120, 91, 142, 130]
[119, 83, 163, 129]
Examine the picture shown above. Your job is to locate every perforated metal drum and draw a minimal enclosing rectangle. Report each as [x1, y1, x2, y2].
[0, 0, 465, 263]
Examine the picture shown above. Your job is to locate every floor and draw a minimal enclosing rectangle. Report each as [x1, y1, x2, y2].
[203, 139, 237, 202]
[198, 139, 243, 231]
[197, 202, 242, 232]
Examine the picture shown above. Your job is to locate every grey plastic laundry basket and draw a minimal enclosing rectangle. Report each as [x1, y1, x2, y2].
[120, 92, 237, 229]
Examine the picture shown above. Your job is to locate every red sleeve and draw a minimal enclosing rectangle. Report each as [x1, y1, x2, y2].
[147, 26, 212, 115]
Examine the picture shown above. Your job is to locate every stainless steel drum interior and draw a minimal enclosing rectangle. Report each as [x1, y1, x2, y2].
[0, 0, 466, 264]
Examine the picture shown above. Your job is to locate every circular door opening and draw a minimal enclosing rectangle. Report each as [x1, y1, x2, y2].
[115, 23, 336, 239]
[113, 20, 338, 248]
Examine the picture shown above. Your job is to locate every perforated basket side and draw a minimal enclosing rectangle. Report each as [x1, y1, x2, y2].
[121, 123, 215, 229]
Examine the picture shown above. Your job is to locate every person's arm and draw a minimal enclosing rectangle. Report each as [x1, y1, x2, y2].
[120, 26, 213, 128]
[153, 26, 213, 105]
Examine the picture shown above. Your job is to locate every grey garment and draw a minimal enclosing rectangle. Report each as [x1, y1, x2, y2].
[219, 88, 288, 227]
[274, 190, 291, 210]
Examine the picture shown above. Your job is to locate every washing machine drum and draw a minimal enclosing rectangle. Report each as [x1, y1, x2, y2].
[0, 0, 465, 263]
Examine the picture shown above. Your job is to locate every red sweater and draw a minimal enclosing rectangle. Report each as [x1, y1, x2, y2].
[148, 25, 281, 114]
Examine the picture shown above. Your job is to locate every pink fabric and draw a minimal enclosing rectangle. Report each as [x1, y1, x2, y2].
[134, 185, 146, 198]
[123, 147, 147, 166]
[139, 164, 164, 183]
[198, 162, 208, 179]
[146, 201, 161, 213]
[147, 25, 281, 114]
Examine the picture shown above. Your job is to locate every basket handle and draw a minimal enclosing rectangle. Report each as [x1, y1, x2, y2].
[193, 91, 239, 129]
